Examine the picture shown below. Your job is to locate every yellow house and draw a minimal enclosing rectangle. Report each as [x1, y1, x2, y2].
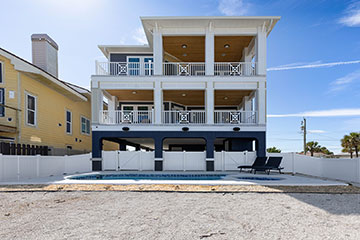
[0, 34, 117, 155]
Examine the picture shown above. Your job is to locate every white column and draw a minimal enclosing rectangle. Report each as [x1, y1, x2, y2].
[108, 96, 117, 122]
[205, 28, 214, 76]
[241, 96, 252, 122]
[154, 82, 163, 124]
[256, 82, 266, 124]
[153, 29, 163, 75]
[91, 88, 103, 124]
[256, 27, 267, 75]
[242, 47, 252, 76]
[206, 83, 214, 124]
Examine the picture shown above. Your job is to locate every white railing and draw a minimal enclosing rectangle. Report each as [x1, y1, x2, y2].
[163, 62, 206, 76]
[96, 61, 154, 76]
[214, 111, 257, 124]
[100, 110, 154, 124]
[162, 110, 206, 124]
[214, 62, 256, 76]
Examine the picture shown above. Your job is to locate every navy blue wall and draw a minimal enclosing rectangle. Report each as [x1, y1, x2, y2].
[92, 130, 266, 170]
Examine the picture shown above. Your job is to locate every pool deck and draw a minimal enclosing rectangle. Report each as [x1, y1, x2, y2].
[0, 171, 348, 187]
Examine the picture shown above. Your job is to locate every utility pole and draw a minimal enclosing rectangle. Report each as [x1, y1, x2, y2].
[301, 118, 307, 155]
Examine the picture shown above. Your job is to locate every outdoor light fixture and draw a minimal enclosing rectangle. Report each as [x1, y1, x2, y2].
[182, 53, 187, 57]
[224, 44, 230, 48]
[122, 127, 130, 131]
[221, 53, 226, 57]
[224, 96, 228, 100]
[182, 93, 187, 97]
[233, 127, 240, 132]
[182, 127, 189, 132]
[182, 44, 187, 49]
[132, 91, 137, 94]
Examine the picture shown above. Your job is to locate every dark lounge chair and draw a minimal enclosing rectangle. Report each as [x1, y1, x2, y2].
[238, 157, 267, 173]
[253, 156, 283, 175]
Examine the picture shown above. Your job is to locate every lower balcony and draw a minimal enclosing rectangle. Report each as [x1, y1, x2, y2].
[99, 110, 257, 125]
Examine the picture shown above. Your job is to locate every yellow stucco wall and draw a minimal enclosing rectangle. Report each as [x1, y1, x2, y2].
[0, 54, 118, 153]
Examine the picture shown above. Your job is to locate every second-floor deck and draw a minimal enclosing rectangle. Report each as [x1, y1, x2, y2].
[96, 61, 257, 77]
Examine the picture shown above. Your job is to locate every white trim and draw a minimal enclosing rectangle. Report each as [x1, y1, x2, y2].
[65, 109, 72, 135]
[25, 92, 37, 127]
[80, 115, 91, 135]
[0, 61, 4, 84]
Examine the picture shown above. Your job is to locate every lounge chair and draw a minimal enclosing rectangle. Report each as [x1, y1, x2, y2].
[253, 156, 283, 175]
[238, 157, 267, 173]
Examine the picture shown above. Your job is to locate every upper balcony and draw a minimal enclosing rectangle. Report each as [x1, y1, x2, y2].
[95, 61, 257, 77]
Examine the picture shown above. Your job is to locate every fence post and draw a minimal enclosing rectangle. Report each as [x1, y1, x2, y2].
[183, 150, 186, 171]
[36, 154, 40, 177]
[139, 151, 142, 171]
[222, 150, 225, 171]
[17, 156, 20, 181]
[291, 152, 296, 175]
[0, 154, 3, 181]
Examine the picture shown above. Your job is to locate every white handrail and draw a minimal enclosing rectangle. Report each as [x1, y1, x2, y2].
[162, 110, 206, 124]
[163, 62, 205, 76]
[100, 110, 154, 124]
[214, 110, 257, 124]
[96, 62, 154, 76]
[214, 62, 256, 76]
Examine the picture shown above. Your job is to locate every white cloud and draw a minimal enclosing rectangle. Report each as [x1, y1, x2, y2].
[267, 60, 360, 71]
[218, 0, 250, 16]
[132, 27, 148, 45]
[329, 70, 360, 92]
[308, 130, 326, 134]
[339, 2, 360, 27]
[268, 108, 360, 118]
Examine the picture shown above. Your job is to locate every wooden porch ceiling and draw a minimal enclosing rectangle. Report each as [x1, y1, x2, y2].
[164, 90, 205, 106]
[106, 90, 154, 101]
[162, 36, 254, 62]
[215, 90, 252, 105]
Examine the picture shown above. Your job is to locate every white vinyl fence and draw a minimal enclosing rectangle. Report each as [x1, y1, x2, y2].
[103, 151, 154, 171]
[0, 154, 91, 181]
[268, 153, 360, 184]
[214, 151, 257, 171]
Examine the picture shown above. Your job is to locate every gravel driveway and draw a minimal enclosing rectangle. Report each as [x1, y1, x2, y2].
[1, 191, 360, 240]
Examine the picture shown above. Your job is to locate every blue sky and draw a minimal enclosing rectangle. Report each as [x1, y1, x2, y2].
[1, 0, 360, 153]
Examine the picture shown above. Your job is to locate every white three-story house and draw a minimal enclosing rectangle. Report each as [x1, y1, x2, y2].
[91, 16, 280, 171]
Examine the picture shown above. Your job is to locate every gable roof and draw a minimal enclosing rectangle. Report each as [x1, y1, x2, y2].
[0, 47, 87, 102]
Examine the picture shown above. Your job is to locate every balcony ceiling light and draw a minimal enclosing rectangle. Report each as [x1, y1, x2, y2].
[224, 44, 230, 48]
[182, 44, 187, 49]
[182, 93, 187, 97]
[132, 91, 137, 94]
[182, 53, 187, 57]
[224, 96, 228, 100]
[221, 53, 226, 57]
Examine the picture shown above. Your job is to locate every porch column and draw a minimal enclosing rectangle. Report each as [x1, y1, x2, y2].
[256, 27, 267, 75]
[206, 137, 215, 171]
[255, 132, 266, 157]
[91, 88, 103, 124]
[108, 95, 117, 123]
[154, 82, 163, 124]
[153, 29, 163, 75]
[242, 96, 252, 123]
[242, 47, 252, 76]
[206, 83, 214, 124]
[154, 137, 163, 171]
[256, 82, 266, 124]
[119, 142, 126, 151]
[91, 133, 103, 171]
[205, 26, 214, 75]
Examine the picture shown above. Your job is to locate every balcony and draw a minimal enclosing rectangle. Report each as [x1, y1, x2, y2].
[95, 61, 257, 77]
[99, 110, 257, 125]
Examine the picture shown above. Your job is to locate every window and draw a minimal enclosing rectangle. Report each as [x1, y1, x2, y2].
[0, 62, 3, 83]
[26, 93, 36, 126]
[66, 110, 72, 134]
[0, 88, 4, 117]
[81, 116, 90, 135]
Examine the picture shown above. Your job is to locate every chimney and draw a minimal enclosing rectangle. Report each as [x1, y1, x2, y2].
[31, 34, 59, 78]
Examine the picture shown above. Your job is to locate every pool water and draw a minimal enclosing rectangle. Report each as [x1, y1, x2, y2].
[70, 173, 227, 181]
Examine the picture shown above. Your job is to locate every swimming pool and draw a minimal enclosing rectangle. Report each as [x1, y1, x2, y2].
[68, 173, 284, 181]
[69, 173, 227, 181]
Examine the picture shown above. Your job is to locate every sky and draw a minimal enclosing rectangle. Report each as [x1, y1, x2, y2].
[0, 0, 360, 153]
